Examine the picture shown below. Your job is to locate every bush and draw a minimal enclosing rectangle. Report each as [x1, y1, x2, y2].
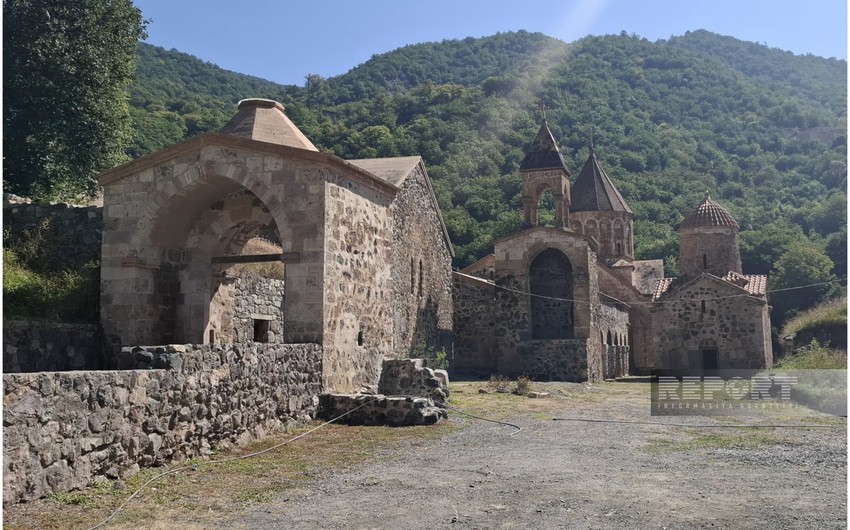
[773, 340, 847, 370]
[781, 297, 847, 338]
[512, 375, 532, 396]
[3, 249, 100, 322]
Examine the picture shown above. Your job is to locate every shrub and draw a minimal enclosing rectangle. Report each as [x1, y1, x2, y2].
[781, 297, 847, 338]
[773, 340, 847, 370]
[512, 375, 532, 396]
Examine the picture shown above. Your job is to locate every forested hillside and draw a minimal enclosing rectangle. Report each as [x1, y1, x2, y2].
[128, 30, 847, 315]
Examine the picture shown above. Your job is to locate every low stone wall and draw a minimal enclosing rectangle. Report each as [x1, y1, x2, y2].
[3, 342, 322, 503]
[378, 358, 449, 405]
[3, 321, 104, 373]
[318, 394, 446, 426]
[504, 339, 591, 382]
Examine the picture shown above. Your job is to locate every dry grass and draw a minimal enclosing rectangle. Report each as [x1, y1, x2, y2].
[782, 296, 847, 338]
[2, 421, 455, 530]
[225, 238, 285, 280]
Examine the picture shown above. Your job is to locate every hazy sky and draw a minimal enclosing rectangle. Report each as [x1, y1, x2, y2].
[133, 0, 847, 86]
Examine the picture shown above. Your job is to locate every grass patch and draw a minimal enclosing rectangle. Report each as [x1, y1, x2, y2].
[782, 297, 847, 338]
[644, 431, 793, 453]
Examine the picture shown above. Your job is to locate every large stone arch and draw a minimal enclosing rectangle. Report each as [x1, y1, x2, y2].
[101, 150, 325, 354]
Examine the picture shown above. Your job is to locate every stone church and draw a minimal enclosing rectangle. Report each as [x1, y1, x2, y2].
[98, 99, 771, 389]
[452, 118, 772, 380]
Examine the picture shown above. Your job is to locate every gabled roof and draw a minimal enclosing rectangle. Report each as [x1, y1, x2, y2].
[348, 156, 421, 187]
[652, 272, 768, 301]
[350, 156, 455, 258]
[219, 99, 318, 151]
[519, 118, 571, 175]
[570, 148, 632, 213]
[680, 192, 739, 230]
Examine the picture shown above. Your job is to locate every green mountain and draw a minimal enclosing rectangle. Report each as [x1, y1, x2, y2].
[128, 31, 847, 285]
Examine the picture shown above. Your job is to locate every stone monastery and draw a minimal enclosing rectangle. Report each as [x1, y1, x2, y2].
[98, 99, 772, 390]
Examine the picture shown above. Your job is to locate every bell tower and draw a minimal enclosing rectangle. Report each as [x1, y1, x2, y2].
[520, 115, 571, 228]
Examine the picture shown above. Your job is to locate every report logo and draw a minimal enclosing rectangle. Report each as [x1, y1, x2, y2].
[650, 371, 801, 415]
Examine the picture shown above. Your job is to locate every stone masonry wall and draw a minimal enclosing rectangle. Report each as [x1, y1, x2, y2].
[378, 358, 448, 405]
[208, 275, 285, 344]
[3, 321, 104, 373]
[322, 175, 394, 392]
[3, 342, 322, 504]
[391, 164, 454, 356]
[3, 198, 102, 271]
[652, 277, 772, 370]
[451, 273, 498, 375]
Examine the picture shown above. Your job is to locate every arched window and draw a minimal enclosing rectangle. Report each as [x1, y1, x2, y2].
[606, 330, 613, 345]
[529, 249, 574, 339]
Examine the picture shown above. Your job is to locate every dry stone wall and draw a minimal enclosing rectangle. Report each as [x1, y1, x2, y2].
[451, 273, 497, 375]
[208, 275, 285, 344]
[3, 321, 104, 373]
[378, 358, 448, 405]
[3, 342, 322, 503]
[3, 198, 102, 271]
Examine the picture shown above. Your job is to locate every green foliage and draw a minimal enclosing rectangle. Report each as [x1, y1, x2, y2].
[121, 30, 845, 286]
[3, 222, 99, 322]
[781, 298, 847, 338]
[409, 342, 450, 370]
[3, 0, 147, 200]
[3, 250, 100, 322]
[770, 243, 839, 322]
[774, 340, 847, 370]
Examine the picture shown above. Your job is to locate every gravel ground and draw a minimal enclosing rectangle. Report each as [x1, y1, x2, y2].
[216, 383, 846, 530]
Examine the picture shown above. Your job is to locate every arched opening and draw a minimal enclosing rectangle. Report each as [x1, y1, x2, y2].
[529, 248, 574, 339]
[606, 330, 613, 345]
[536, 187, 557, 227]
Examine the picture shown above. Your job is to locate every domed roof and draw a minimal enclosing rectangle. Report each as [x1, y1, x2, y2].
[680, 192, 739, 230]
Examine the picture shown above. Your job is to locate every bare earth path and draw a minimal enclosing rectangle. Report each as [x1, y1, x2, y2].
[216, 383, 846, 530]
[4, 382, 845, 529]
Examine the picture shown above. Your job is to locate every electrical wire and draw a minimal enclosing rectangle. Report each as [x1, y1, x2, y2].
[86, 397, 379, 530]
[445, 405, 523, 436]
[454, 267, 845, 306]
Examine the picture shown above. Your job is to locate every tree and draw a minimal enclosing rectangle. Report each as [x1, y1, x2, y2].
[3, 0, 147, 200]
[769, 242, 838, 323]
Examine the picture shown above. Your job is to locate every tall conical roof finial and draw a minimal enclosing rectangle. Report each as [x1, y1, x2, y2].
[519, 108, 570, 174]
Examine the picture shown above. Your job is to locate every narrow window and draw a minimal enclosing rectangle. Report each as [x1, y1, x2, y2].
[703, 254, 708, 270]
[418, 259, 424, 297]
[701, 300, 706, 314]
[357, 328, 364, 347]
[616, 242, 622, 255]
[410, 258, 415, 293]
[209, 329, 215, 344]
[253, 319, 269, 343]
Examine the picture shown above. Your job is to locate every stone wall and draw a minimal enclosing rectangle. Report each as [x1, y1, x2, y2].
[390, 164, 454, 356]
[3, 198, 102, 271]
[3, 321, 104, 373]
[651, 276, 772, 370]
[208, 275, 285, 344]
[451, 273, 497, 375]
[378, 358, 448, 405]
[514, 339, 591, 382]
[3, 342, 322, 503]
[323, 175, 394, 392]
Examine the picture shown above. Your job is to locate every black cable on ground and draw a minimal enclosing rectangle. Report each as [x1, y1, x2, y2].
[445, 405, 523, 436]
[551, 417, 842, 428]
[86, 397, 379, 530]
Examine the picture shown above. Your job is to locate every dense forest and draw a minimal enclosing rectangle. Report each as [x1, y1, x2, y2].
[126, 29, 846, 308]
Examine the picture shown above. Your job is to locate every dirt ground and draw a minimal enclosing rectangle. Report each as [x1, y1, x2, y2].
[4, 382, 847, 529]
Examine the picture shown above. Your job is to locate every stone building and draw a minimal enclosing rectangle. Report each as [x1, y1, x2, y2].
[98, 99, 453, 392]
[452, 120, 772, 381]
[650, 193, 772, 371]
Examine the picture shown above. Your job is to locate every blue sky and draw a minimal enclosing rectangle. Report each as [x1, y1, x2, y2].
[134, 0, 847, 86]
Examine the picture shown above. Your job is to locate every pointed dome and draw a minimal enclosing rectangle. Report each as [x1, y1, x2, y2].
[519, 118, 571, 175]
[570, 148, 632, 213]
[219, 99, 318, 151]
[680, 192, 739, 230]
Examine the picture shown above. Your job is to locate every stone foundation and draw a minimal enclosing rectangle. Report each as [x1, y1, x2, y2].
[378, 358, 448, 405]
[3, 342, 322, 503]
